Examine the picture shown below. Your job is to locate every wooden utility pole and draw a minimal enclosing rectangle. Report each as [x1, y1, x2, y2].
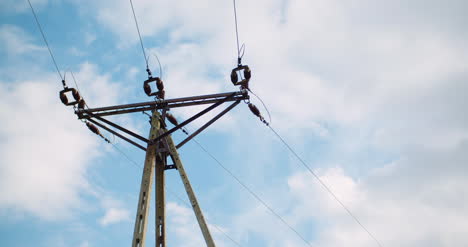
[73, 91, 248, 247]
[131, 110, 216, 247]
[132, 110, 160, 247]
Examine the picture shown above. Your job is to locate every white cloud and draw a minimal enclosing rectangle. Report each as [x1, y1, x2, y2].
[3, 0, 468, 246]
[0, 25, 45, 56]
[166, 202, 239, 247]
[79, 241, 91, 247]
[99, 207, 130, 226]
[0, 0, 49, 13]
[285, 153, 468, 247]
[0, 62, 128, 221]
[83, 0, 468, 246]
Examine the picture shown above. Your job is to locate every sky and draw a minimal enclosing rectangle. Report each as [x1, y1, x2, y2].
[1, 0, 468, 246]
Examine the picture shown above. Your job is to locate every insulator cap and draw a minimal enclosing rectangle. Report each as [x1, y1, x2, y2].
[166, 113, 178, 126]
[230, 70, 238, 84]
[157, 90, 165, 99]
[156, 79, 164, 91]
[86, 122, 100, 135]
[78, 99, 86, 109]
[244, 67, 251, 79]
[248, 103, 262, 119]
[143, 83, 151, 96]
[72, 88, 81, 101]
[60, 92, 68, 105]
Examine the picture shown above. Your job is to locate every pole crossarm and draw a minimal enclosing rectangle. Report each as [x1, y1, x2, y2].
[76, 90, 249, 119]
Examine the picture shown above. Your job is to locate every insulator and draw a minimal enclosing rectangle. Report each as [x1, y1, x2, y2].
[248, 103, 262, 118]
[166, 113, 178, 126]
[143, 83, 151, 96]
[156, 79, 164, 91]
[143, 77, 164, 97]
[72, 88, 81, 101]
[78, 99, 86, 109]
[244, 66, 251, 79]
[230, 69, 238, 83]
[157, 90, 165, 99]
[86, 122, 101, 135]
[60, 92, 68, 105]
[230, 65, 251, 88]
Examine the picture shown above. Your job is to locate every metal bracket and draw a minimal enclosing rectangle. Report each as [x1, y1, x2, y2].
[164, 164, 177, 170]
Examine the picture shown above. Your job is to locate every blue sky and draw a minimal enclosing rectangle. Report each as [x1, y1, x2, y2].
[1, 0, 468, 246]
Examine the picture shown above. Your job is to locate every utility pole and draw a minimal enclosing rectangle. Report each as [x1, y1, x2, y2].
[132, 110, 159, 247]
[70, 89, 250, 247]
[32, 0, 258, 245]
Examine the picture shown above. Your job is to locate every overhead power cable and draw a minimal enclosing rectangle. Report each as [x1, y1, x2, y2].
[165, 186, 243, 247]
[266, 125, 384, 247]
[27, 0, 64, 81]
[187, 135, 314, 247]
[129, 0, 149, 70]
[232, 0, 245, 64]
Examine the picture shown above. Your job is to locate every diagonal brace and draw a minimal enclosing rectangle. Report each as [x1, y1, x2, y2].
[87, 119, 147, 151]
[150, 93, 236, 145]
[177, 100, 241, 149]
[90, 114, 149, 144]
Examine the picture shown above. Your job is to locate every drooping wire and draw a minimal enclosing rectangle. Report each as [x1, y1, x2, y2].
[244, 88, 382, 246]
[111, 142, 141, 169]
[165, 186, 243, 247]
[69, 70, 90, 109]
[129, 0, 149, 71]
[150, 53, 163, 79]
[266, 125, 384, 247]
[248, 89, 272, 124]
[182, 129, 314, 247]
[27, 0, 64, 82]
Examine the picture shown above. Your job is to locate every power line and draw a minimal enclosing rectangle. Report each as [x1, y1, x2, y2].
[166, 186, 243, 247]
[27, 0, 64, 81]
[267, 125, 384, 247]
[190, 137, 314, 247]
[111, 143, 141, 169]
[232, 0, 241, 60]
[129, 0, 149, 69]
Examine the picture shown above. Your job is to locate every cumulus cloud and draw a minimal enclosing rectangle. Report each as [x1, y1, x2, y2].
[99, 207, 130, 226]
[0, 55, 129, 221]
[0, 25, 44, 56]
[166, 202, 236, 247]
[3, 0, 468, 246]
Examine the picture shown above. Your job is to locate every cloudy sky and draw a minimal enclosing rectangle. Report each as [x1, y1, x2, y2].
[1, 0, 468, 246]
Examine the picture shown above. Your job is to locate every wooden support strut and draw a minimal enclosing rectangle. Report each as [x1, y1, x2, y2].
[132, 111, 215, 247]
[166, 133, 216, 247]
[132, 111, 160, 247]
